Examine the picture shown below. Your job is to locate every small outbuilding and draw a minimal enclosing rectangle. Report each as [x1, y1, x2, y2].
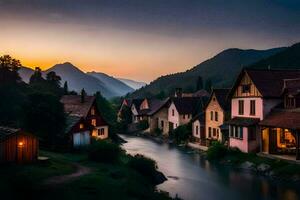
[0, 127, 39, 164]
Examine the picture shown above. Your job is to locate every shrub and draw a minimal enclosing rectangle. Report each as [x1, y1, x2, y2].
[127, 154, 157, 178]
[88, 140, 122, 163]
[137, 120, 149, 130]
[207, 141, 228, 160]
[171, 123, 192, 143]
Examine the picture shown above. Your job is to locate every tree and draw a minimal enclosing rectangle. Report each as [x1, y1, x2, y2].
[0, 55, 21, 84]
[46, 71, 61, 88]
[205, 79, 212, 93]
[23, 92, 66, 147]
[63, 81, 69, 94]
[29, 67, 45, 84]
[196, 76, 203, 90]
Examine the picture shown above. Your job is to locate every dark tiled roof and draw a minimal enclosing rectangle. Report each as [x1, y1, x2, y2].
[172, 97, 208, 115]
[211, 88, 231, 111]
[282, 78, 300, 96]
[225, 117, 260, 127]
[192, 89, 210, 97]
[65, 116, 82, 133]
[246, 69, 300, 98]
[192, 112, 205, 123]
[60, 95, 95, 117]
[148, 98, 170, 116]
[259, 109, 300, 129]
[0, 127, 19, 140]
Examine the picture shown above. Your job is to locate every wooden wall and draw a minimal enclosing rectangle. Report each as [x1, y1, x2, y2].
[0, 132, 38, 164]
[233, 73, 262, 98]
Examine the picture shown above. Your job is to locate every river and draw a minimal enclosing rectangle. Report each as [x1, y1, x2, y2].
[120, 134, 300, 200]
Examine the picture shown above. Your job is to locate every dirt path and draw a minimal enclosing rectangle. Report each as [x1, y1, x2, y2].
[44, 163, 92, 185]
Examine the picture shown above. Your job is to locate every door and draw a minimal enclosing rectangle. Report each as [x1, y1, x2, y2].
[169, 122, 174, 133]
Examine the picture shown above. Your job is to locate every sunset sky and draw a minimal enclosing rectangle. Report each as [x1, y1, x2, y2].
[0, 0, 300, 82]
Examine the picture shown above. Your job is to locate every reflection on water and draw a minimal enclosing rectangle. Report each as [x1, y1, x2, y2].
[120, 134, 300, 200]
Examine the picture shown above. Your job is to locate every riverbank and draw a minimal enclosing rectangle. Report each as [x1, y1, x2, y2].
[204, 143, 300, 183]
[0, 150, 174, 200]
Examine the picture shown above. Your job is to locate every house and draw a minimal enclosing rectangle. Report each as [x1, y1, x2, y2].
[226, 69, 300, 153]
[147, 98, 170, 135]
[260, 78, 300, 160]
[0, 127, 39, 164]
[168, 96, 208, 131]
[204, 88, 231, 144]
[191, 113, 205, 143]
[61, 94, 109, 148]
[129, 99, 145, 123]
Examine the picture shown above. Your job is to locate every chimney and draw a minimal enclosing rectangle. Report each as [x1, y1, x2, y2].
[175, 88, 183, 98]
[81, 88, 86, 103]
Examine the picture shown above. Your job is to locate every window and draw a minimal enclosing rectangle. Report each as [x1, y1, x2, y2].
[215, 112, 218, 121]
[285, 96, 296, 108]
[234, 126, 238, 138]
[196, 126, 199, 135]
[161, 121, 164, 128]
[213, 128, 216, 137]
[208, 127, 212, 138]
[238, 100, 244, 115]
[217, 129, 219, 138]
[79, 123, 84, 129]
[239, 127, 243, 139]
[210, 111, 213, 120]
[91, 119, 96, 126]
[172, 109, 175, 116]
[242, 84, 251, 93]
[248, 127, 256, 141]
[183, 114, 186, 119]
[98, 128, 105, 136]
[91, 107, 95, 115]
[250, 100, 256, 115]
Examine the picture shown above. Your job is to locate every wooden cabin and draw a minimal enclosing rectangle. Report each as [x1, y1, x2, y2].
[0, 127, 38, 164]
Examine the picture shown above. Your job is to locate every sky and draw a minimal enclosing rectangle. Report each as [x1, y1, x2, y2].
[0, 0, 300, 82]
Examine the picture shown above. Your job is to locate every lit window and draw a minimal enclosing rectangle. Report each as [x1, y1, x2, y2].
[98, 128, 105, 136]
[91, 119, 96, 126]
[91, 108, 95, 115]
[80, 123, 84, 129]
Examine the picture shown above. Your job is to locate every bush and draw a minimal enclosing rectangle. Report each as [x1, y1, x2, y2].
[207, 141, 228, 160]
[127, 154, 157, 178]
[171, 123, 192, 143]
[137, 120, 149, 130]
[88, 140, 122, 163]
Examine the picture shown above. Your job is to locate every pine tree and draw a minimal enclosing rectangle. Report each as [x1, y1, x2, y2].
[63, 81, 69, 94]
[196, 76, 203, 90]
[205, 79, 212, 93]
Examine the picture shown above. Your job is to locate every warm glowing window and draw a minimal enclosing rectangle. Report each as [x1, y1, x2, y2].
[80, 123, 84, 129]
[91, 119, 96, 126]
[98, 128, 105, 136]
[91, 108, 96, 115]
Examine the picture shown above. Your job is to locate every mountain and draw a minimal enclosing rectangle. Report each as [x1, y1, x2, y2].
[250, 42, 300, 69]
[19, 63, 117, 98]
[18, 66, 35, 83]
[118, 78, 146, 90]
[130, 47, 286, 98]
[87, 72, 134, 96]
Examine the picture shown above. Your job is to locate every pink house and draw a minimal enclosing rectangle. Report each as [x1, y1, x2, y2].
[227, 69, 300, 153]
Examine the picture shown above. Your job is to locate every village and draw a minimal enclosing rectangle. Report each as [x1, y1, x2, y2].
[118, 68, 300, 162]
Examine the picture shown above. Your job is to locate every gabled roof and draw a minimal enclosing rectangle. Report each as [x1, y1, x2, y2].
[191, 112, 205, 123]
[229, 69, 300, 98]
[206, 88, 231, 111]
[60, 95, 96, 117]
[135, 98, 170, 116]
[172, 97, 208, 115]
[260, 109, 300, 129]
[0, 127, 20, 140]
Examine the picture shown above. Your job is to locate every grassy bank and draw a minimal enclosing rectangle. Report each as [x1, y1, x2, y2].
[206, 143, 300, 181]
[0, 150, 173, 200]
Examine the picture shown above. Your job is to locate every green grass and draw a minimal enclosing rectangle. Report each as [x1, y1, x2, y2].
[0, 150, 173, 200]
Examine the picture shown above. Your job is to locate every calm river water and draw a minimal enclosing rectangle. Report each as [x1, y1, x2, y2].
[120, 134, 300, 200]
